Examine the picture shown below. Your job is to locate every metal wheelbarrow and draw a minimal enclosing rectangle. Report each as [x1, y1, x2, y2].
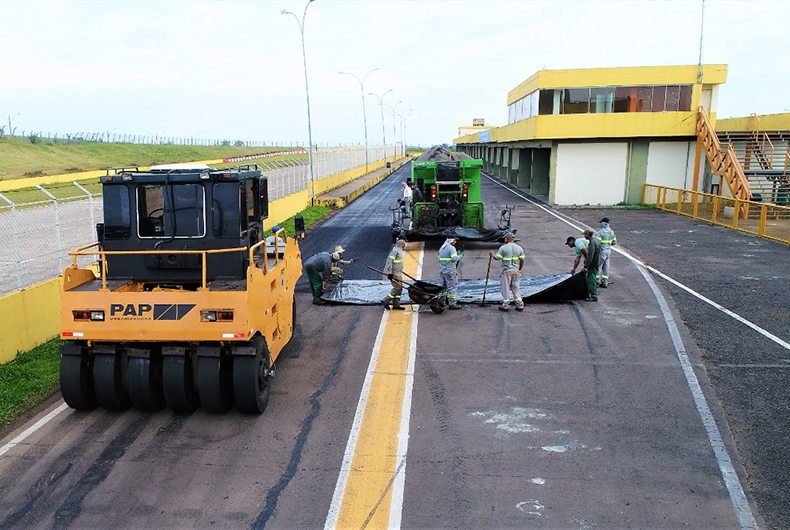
[367, 266, 446, 314]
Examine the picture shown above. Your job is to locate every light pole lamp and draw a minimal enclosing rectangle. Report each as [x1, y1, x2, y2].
[282, 0, 316, 203]
[368, 89, 392, 162]
[339, 68, 379, 175]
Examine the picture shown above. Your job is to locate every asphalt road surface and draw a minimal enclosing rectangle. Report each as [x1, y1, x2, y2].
[1, 162, 783, 529]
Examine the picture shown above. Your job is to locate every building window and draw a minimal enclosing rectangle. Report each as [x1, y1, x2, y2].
[652, 85, 666, 112]
[665, 85, 680, 111]
[507, 83, 692, 123]
[636, 87, 652, 112]
[539, 89, 554, 115]
[562, 88, 590, 114]
[590, 87, 613, 113]
[613, 86, 637, 112]
[679, 85, 692, 111]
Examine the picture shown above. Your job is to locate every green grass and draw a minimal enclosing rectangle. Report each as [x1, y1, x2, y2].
[614, 202, 655, 210]
[0, 340, 61, 426]
[0, 135, 305, 182]
[271, 205, 334, 237]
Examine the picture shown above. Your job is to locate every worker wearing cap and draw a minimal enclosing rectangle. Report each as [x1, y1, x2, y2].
[330, 245, 358, 279]
[439, 237, 463, 310]
[595, 217, 617, 288]
[382, 238, 407, 310]
[489, 232, 525, 311]
[565, 235, 589, 275]
[303, 251, 343, 305]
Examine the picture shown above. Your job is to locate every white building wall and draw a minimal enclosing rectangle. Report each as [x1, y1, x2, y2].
[555, 143, 628, 205]
[646, 141, 693, 189]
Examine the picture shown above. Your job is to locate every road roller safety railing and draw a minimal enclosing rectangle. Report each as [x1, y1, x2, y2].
[68, 227, 290, 291]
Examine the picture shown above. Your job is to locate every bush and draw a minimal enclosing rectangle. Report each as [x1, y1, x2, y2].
[28, 133, 41, 144]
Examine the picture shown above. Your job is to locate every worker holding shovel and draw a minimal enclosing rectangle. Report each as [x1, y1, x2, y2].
[489, 232, 525, 312]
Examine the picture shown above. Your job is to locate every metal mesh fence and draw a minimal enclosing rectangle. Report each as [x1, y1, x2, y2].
[0, 145, 398, 295]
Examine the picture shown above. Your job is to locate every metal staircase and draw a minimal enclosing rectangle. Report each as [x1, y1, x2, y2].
[716, 114, 790, 205]
[696, 106, 752, 206]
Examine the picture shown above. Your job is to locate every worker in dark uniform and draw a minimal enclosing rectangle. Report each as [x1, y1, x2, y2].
[581, 229, 602, 302]
[410, 182, 423, 204]
[303, 251, 342, 305]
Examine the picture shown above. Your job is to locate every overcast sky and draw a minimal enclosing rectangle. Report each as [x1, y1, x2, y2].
[1, 0, 788, 148]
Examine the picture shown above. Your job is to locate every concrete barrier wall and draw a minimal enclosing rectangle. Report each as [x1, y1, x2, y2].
[0, 278, 61, 364]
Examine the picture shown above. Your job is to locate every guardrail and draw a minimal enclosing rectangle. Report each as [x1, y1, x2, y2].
[642, 183, 790, 245]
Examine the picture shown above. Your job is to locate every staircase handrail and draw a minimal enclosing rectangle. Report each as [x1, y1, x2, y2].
[697, 106, 751, 205]
[749, 113, 760, 135]
[760, 132, 775, 169]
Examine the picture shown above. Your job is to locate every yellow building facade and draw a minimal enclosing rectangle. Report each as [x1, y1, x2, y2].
[453, 65, 728, 205]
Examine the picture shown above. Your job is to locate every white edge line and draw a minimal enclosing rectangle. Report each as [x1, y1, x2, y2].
[324, 307, 390, 530]
[636, 265, 757, 529]
[0, 402, 69, 458]
[485, 173, 759, 528]
[388, 242, 423, 529]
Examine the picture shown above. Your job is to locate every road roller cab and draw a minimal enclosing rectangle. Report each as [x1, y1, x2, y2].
[59, 163, 302, 414]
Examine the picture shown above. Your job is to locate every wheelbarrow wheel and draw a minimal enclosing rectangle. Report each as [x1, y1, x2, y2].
[429, 298, 445, 314]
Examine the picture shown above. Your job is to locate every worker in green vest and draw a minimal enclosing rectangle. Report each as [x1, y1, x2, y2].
[596, 217, 617, 288]
[382, 238, 407, 310]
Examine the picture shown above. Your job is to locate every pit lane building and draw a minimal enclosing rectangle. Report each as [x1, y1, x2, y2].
[453, 65, 730, 205]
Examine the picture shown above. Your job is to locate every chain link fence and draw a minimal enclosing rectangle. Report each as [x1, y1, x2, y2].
[0, 144, 399, 295]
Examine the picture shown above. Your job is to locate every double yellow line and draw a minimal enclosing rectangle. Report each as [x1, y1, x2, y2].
[325, 243, 422, 529]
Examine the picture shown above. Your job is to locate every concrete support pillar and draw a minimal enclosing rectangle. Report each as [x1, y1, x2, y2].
[517, 149, 532, 191]
[509, 148, 519, 185]
[532, 149, 551, 197]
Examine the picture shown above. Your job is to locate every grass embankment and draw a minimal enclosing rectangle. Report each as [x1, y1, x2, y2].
[0, 205, 333, 427]
[0, 135, 305, 181]
[0, 340, 61, 425]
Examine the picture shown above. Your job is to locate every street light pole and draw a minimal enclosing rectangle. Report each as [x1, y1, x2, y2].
[369, 89, 392, 162]
[282, 0, 316, 204]
[339, 68, 379, 175]
[386, 101, 402, 157]
[398, 110, 412, 155]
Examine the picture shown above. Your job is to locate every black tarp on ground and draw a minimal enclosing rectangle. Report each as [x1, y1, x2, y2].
[321, 272, 588, 305]
[396, 226, 512, 243]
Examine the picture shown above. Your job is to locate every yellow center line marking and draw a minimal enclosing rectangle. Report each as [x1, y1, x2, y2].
[325, 242, 422, 530]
